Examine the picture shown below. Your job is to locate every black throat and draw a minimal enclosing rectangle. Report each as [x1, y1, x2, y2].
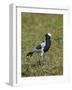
[45, 35, 50, 45]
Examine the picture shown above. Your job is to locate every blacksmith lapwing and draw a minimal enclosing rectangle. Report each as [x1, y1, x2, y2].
[26, 33, 51, 63]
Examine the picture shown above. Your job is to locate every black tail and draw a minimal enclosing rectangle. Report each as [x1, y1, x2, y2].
[26, 52, 33, 57]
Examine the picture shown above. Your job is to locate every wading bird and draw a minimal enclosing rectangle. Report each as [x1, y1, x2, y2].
[26, 33, 51, 64]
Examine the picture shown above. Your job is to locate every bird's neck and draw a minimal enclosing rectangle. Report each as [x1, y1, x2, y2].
[45, 38, 50, 45]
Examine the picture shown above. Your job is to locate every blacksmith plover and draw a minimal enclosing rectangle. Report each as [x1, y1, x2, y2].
[26, 33, 51, 60]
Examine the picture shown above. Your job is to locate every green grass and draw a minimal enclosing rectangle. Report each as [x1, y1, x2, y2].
[21, 13, 63, 77]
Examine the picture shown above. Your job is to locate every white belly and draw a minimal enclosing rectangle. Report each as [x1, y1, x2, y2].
[41, 42, 45, 56]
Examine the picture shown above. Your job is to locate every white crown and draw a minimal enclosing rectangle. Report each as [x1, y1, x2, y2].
[48, 33, 51, 37]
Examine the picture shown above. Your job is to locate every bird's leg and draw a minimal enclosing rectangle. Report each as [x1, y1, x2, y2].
[39, 55, 44, 65]
[39, 50, 44, 65]
[41, 55, 44, 64]
[41, 55, 43, 62]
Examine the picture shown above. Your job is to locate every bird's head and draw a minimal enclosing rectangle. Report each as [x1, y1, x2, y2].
[48, 33, 51, 37]
[45, 33, 51, 39]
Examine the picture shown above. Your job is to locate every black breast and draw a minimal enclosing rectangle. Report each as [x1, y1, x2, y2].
[44, 40, 51, 52]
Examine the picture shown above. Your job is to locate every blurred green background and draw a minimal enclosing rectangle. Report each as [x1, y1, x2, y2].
[21, 12, 63, 77]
